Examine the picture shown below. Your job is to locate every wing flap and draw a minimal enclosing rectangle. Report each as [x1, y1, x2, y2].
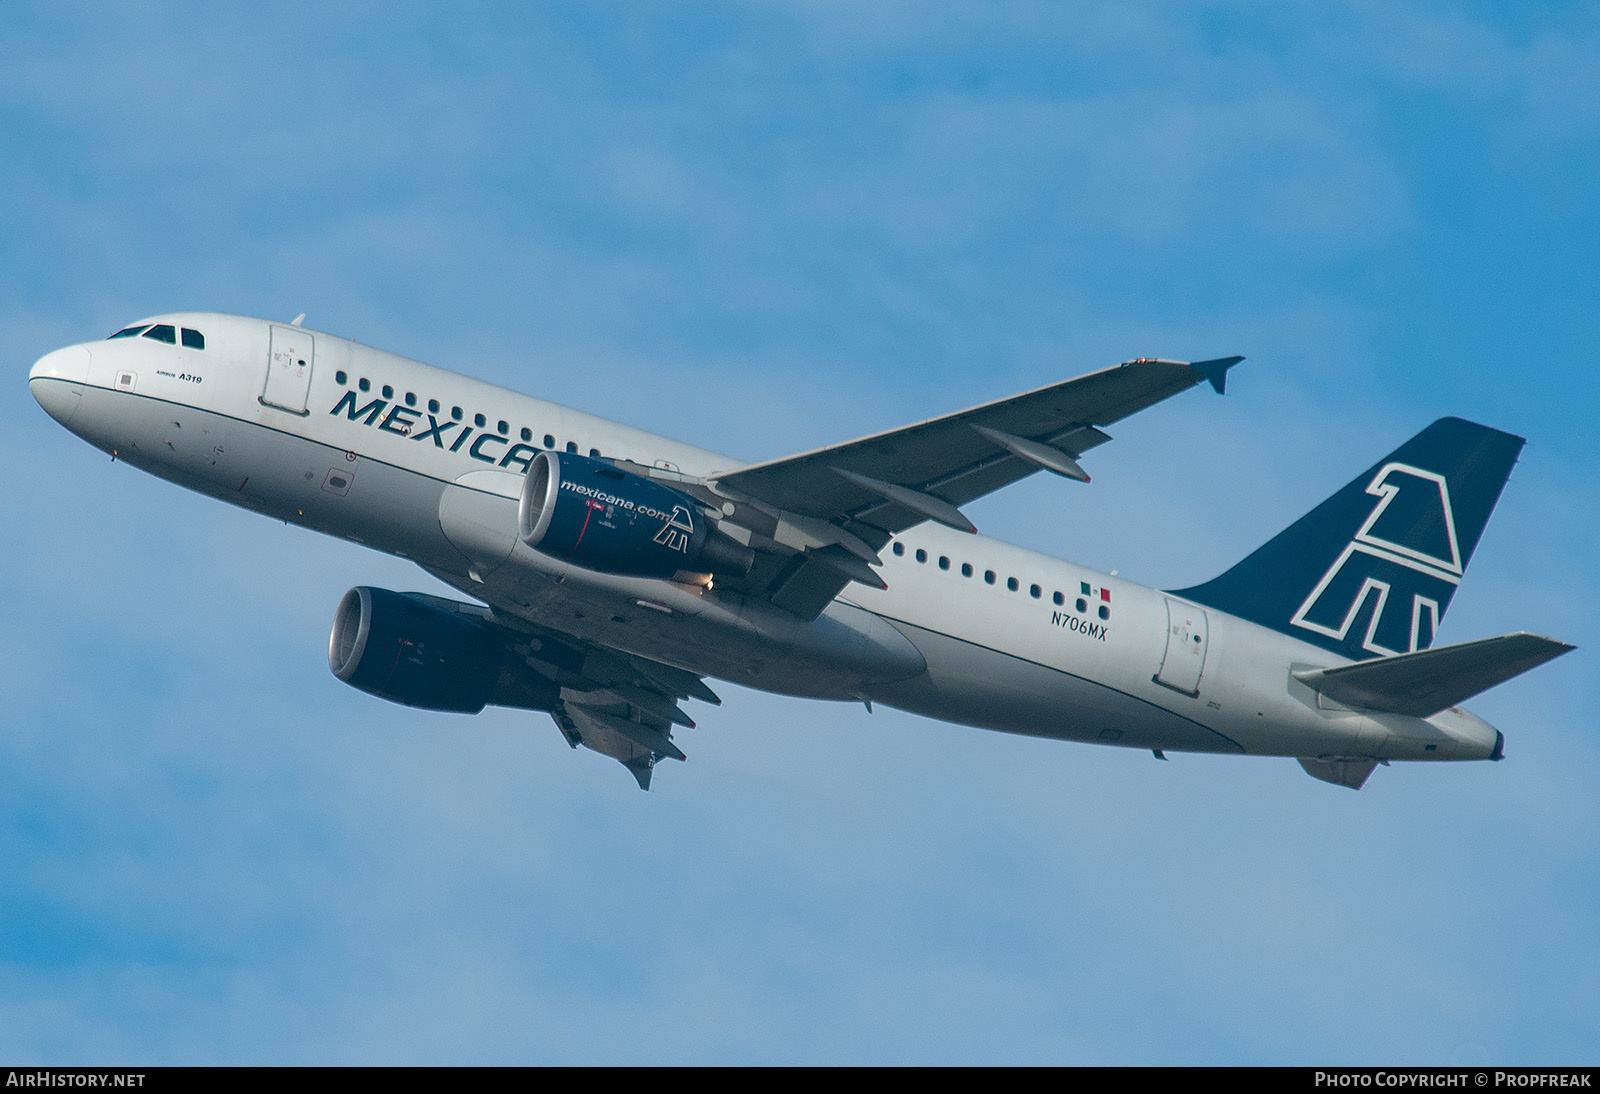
[561, 702, 686, 761]
[443, 595, 718, 788]
[551, 703, 666, 790]
[767, 548, 863, 619]
[1292, 632, 1574, 718]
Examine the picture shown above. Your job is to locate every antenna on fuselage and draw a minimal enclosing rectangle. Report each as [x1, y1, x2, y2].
[290, 313, 306, 327]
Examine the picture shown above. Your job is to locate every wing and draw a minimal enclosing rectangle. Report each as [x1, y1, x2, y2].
[528, 625, 720, 790]
[543, 638, 720, 791]
[413, 588, 719, 790]
[698, 356, 1241, 617]
[415, 357, 1240, 780]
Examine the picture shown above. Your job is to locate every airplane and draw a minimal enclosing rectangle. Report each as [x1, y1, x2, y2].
[28, 312, 1573, 790]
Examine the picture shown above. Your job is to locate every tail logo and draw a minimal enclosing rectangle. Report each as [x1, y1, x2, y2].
[1290, 462, 1463, 656]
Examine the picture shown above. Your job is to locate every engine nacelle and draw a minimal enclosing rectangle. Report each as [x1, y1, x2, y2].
[518, 451, 754, 579]
[328, 587, 558, 714]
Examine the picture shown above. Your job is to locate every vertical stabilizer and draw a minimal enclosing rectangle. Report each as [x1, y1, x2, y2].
[1172, 418, 1524, 661]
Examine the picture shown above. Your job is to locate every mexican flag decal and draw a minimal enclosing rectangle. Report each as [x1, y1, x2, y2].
[1081, 581, 1112, 619]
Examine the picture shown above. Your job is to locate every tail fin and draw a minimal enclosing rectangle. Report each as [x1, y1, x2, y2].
[1172, 417, 1524, 661]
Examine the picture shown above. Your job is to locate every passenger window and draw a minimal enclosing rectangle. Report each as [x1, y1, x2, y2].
[566, 442, 578, 453]
[359, 378, 371, 392]
[938, 556, 950, 571]
[1030, 584, 1041, 599]
[589, 448, 601, 458]
[382, 384, 394, 399]
[452, 406, 463, 421]
[544, 434, 555, 448]
[141, 324, 177, 344]
[520, 427, 532, 442]
[428, 399, 440, 414]
[984, 570, 996, 585]
[108, 325, 149, 339]
[474, 413, 486, 428]
[961, 563, 973, 577]
[892, 542, 904, 557]
[499, 420, 510, 435]
[180, 328, 205, 350]
[915, 549, 927, 564]
[1053, 591, 1064, 606]
[1007, 577, 1019, 592]
[405, 392, 417, 407]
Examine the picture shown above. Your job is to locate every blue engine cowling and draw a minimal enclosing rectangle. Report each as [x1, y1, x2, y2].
[328, 587, 558, 714]
[518, 451, 754, 578]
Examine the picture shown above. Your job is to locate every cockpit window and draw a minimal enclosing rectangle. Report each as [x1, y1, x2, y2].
[141, 324, 177, 344]
[181, 328, 205, 350]
[108, 325, 150, 339]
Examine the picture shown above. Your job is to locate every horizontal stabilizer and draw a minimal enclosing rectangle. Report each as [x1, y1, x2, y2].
[1293, 632, 1574, 718]
[1299, 757, 1382, 790]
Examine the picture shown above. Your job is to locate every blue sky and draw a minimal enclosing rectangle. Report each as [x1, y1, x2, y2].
[3, 1, 1597, 1064]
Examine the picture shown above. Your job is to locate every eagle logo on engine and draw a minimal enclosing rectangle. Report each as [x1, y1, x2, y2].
[653, 505, 696, 553]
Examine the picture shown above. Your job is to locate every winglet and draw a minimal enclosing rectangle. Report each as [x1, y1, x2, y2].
[1189, 355, 1244, 395]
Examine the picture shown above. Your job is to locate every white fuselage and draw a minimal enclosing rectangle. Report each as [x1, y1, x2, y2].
[28, 313, 1502, 765]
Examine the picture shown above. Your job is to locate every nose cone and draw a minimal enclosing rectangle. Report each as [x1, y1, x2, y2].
[29, 345, 92, 426]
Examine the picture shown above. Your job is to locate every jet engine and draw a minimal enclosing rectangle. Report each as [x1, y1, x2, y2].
[328, 586, 558, 714]
[518, 451, 754, 579]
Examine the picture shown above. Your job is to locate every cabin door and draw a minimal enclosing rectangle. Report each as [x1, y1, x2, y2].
[1155, 598, 1210, 696]
[262, 325, 315, 414]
